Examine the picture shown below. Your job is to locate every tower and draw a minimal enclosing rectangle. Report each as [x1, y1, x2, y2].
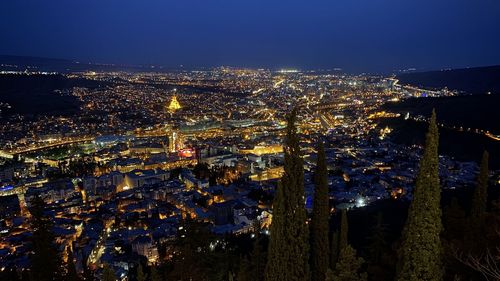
[18, 193, 30, 217]
[168, 131, 177, 153]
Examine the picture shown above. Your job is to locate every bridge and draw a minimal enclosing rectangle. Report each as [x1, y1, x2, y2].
[6, 137, 95, 155]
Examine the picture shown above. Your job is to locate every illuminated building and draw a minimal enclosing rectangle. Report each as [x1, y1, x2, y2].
[167, 95, 182, 112]
[122, 169, 170, 190]
[178, 148, 194, 158]
[168, 131, 177, 153]
[168, 130, 185, 153]
[132, 235, 159, 265]
[249, 166, 284, 181]
[176, 132, 185, 151]
[239, 144, 283, 156]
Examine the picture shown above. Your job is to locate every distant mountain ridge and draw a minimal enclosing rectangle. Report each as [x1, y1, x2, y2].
[0, 55, 171, 73]
[0, 55, 72, 64]
[396, 65, 500, 95]
[0, 73, 108, 117]
[385, 65, 500, 167]
[0, 55, 76, 72]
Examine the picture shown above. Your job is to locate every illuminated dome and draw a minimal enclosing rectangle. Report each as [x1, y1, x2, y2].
[167, 95, 181, 112]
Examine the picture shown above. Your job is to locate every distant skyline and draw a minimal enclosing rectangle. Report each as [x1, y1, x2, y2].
[1, 0, 500, 73]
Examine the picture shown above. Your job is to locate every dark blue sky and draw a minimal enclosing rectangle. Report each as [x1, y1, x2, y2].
[1, 0, 499, 73]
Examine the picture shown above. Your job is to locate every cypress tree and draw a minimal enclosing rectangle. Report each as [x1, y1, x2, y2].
[396, 110, 443, 281]
[329, 210, 348, 270]
[442, 198, 466, 241]
[465, 151, 491, 255]
[331, 209, 367, 281]
[339, 210, 348, 253]
[471, 151, 489, 219]
[310, 142, 330, 281]
[29, 196, 63, 281]
[251, 235, 266, 281]
[332, 245, 367, 281]
[265, 108, 310, 281]
[366, 213, 392, 281]
[330, 230, 339, 268]
[265, 181, 285, 281]
[366, 213, 388, 265]
[326, 210, 367, 281]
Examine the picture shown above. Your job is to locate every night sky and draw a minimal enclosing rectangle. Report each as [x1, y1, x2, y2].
[1, 0, 499, 73]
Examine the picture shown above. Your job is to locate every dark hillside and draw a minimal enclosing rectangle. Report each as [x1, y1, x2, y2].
[0, 74, 105, 117]
[397, 65, 500, 94]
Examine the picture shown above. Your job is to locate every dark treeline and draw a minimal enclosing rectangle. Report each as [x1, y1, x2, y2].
[2, 109, 499, 281]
